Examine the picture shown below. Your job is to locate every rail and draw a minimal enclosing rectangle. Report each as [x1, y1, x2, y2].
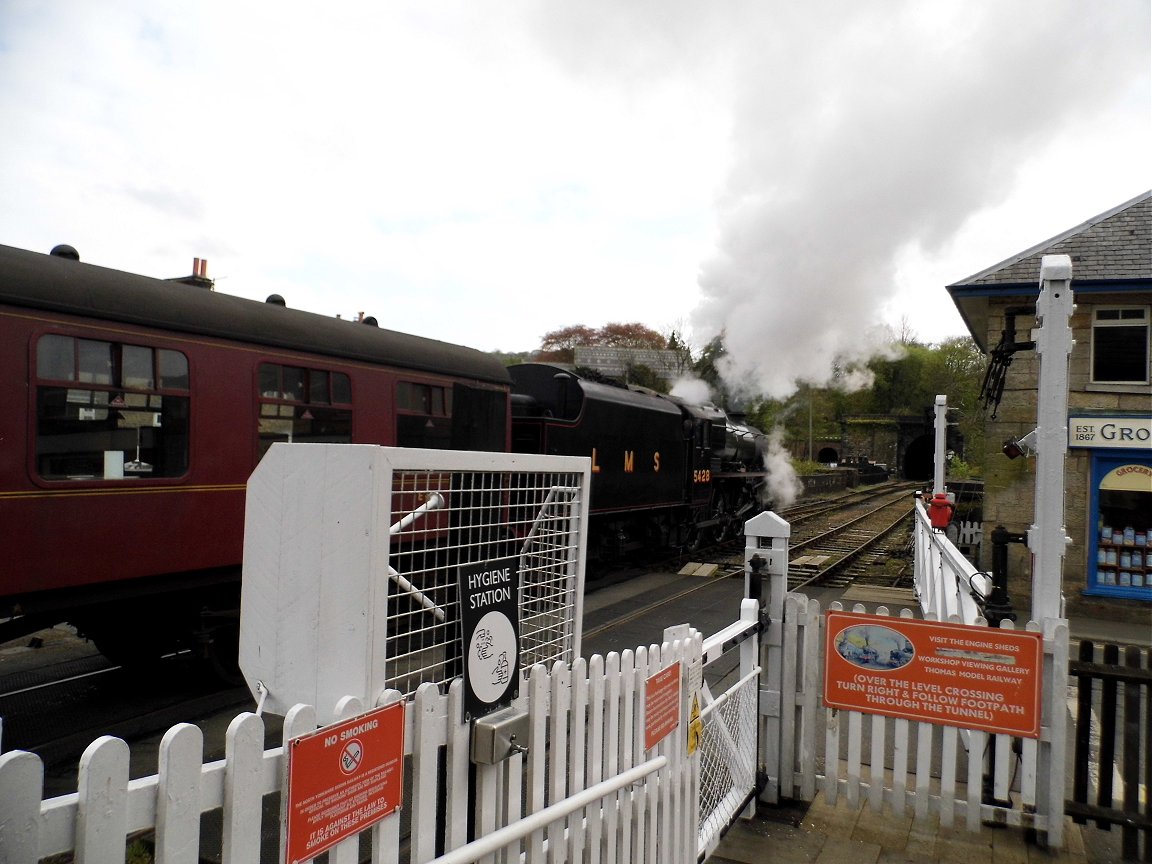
[431, 756, 668, 864]
[787, 492, 915, 590]
[912, 498, 989, 624]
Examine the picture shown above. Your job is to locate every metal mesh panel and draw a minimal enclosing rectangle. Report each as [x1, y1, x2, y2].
[698, 672, 759, 845]
[384, 465, 586, 698]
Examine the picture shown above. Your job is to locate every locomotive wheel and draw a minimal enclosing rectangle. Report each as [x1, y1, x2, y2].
[687, 514, 714, 551]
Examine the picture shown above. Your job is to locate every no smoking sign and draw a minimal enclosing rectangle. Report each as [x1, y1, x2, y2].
[284, 702, 405, 863]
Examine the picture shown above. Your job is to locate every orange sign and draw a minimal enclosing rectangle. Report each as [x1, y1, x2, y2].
[284, 702, 406, 863]
[823, 611, 1042, 738]
[645, 661, 682, 750]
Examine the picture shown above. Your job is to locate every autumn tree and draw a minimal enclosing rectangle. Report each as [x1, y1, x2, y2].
[536, 322, 667, 363]
[536, 325, 600, 363]
[597, 322, 666, 349]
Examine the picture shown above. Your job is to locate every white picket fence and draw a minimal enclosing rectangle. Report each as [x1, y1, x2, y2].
[767, 591, 1070, 847]
[0, 617, 762, 864]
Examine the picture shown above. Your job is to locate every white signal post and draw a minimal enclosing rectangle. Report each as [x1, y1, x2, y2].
[933, 394, 947, 497]
[1029, 254, 1075, 622]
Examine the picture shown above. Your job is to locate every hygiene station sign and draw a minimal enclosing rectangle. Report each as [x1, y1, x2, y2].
[284, 701, 405, 863]
[459, 556, 521, 719]
[823, 611, 1042, 738]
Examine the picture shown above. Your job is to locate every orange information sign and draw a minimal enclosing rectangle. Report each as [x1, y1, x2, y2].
[645, 661, 682, 750]
[284, 701, 405, 863]
[823, 611, 1042, 738]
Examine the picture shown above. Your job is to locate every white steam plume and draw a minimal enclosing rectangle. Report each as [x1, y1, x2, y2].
[693, 0, 1147, 400]
[526, 1, 1146, 402]
[761, 426, 804, 510]
[669, 376, 713, 405]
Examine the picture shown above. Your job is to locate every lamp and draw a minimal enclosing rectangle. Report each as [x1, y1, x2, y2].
[1002, 430, 1038, 459]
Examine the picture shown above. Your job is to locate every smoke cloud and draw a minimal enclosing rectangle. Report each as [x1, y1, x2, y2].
[527, 0, 1149, 401]
[669, 376, 714, 405]
[761, 426, 805, 510]
[694, 0, 1148, 400]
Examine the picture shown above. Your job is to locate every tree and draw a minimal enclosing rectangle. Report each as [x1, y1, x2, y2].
[537, 325, 599, 363]
[536, 322, 668, 363]
[597, 322, 666, 349]
[692, 334, 729, 404]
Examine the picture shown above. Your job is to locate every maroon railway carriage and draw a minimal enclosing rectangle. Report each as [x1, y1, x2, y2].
[0, 243, 510, 668]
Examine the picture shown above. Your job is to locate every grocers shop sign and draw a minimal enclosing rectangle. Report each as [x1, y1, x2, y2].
[1069, 415, 1152, 450]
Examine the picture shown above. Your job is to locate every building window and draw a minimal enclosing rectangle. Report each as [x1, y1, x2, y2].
[35, 335, 190, 480]
[257, 363, 353, 458]
[1091, 306, 1149, 384]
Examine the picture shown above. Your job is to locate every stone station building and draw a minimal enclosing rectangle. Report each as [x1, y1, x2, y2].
[947, 191, 1151, 625]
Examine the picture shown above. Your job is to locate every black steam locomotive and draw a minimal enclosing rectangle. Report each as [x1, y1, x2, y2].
[509, 363, 770, 560]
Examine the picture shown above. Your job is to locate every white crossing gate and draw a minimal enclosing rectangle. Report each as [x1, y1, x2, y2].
[750, 508, 1072, 849]
[240, 444, 591, 722]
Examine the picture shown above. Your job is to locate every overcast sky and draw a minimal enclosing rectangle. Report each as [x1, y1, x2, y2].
[1, 2, 1148, 398]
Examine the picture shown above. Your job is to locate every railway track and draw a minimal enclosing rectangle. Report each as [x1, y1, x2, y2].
[785, 485, 918, 591]
[586, 482, 921, 645]
[0, 639, 256, 796]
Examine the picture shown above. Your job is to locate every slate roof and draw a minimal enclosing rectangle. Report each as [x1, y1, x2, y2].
[947, 190, 1152, 349]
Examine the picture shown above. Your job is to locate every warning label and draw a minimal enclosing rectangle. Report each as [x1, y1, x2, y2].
[645, 661, 682, 751]
[284, 702, 405, 863]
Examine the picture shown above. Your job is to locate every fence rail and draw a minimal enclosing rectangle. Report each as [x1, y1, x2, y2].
[912, 499, 989, 626]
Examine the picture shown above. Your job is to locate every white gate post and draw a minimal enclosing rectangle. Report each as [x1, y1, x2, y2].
[744, 511, 790, 803]
[1028, 255, 1074, 622]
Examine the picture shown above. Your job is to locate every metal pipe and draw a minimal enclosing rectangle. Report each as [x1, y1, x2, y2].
[390, 491, 445, 535]
[430, 756, 668, 864]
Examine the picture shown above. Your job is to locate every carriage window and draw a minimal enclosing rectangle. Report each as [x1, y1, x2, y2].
[122, 345, 154, 389]
[36, 334, 75, 380]
[397, 381, 452, 448]
[257, 363, 353, 458]
[159, 350, 189, 389]
[77, 339, 114, 385]
[35, 336, 190, 480]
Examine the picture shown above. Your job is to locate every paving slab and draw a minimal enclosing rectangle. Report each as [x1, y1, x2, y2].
[707, 794, 1092, 864]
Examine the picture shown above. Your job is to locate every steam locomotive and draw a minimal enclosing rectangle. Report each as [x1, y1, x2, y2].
[0, 242, 769, 670]
[510, 363, 769, 559]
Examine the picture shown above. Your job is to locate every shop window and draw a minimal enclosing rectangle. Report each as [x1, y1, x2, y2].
[257, 363, 353, 458]
[35, 335, 190, 480]
[1091, 306, 1149, 384]
[1090, 459, 1152, 597]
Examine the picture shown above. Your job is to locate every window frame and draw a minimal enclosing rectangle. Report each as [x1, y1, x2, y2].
[1090, 305, 1150, 386]
[32, 333, 191, 483]
[255, 362, 354, 460]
